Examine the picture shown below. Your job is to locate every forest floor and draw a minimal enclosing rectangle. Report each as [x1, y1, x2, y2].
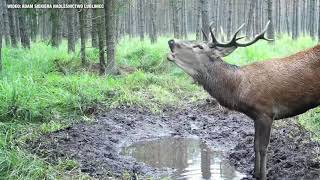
[29, 100, 320, 180]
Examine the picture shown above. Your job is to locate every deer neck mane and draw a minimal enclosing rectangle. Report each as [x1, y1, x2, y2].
[193, 57, 242, 109]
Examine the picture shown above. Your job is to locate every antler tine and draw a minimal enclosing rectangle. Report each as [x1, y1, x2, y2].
[234, 20, 274, 47]
[209, 23, 219, 44]
[236, 36, 246, 41]
[202, 29, 209, 41]
[204, 22, 248, 48]
[229, 23, 245, 43]
[212, 23, 246, 47]
[209, 28, 218, 44]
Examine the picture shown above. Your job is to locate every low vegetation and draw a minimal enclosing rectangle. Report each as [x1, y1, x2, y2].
[0, 35, 318, 179]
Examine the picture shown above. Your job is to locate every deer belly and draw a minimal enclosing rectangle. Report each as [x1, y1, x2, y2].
[272, 101, 320, 120]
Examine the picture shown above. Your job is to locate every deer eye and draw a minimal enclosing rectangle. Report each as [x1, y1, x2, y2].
[193, 45, 204, 49]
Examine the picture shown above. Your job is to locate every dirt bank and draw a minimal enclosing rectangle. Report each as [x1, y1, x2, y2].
[30, 100, 320, 179]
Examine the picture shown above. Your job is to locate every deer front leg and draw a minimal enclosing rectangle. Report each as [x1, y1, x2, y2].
[253, 122, 261, 178]
[255, 117, 273, 180]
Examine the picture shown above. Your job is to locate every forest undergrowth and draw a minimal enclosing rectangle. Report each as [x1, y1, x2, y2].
[0, 35, 318, 179]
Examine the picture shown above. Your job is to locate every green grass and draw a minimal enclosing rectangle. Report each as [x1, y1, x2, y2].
[0, 35, 319, 179]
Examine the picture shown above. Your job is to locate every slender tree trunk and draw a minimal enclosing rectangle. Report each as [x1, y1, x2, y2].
[255, 0, 261, 34]
[96, 6, 105, 74]
[18, 1, 30, 49]
[2, 0, 10, 46]
[196, 0, 201, 40]
[212, 0, 218, 35]
[0, 1, 3, 72]
[51, 8, 60, 47]
[267, 0, 275, 41]
[138, 0, 144, 41]
[15, 11, 20, 42]
[227, 0, 232, 39]
[128, 2, 133, 38]
[91, 8, 98, 48]
[67, 0, 75, 53]
[301, 0, 306, 35]
[79, 9, 86, 65]
[200, 0, 209, 40]
[246, 0, 256, 38]
[285, 1, 290, 35]
[292, 0, 300, 39]
[105, 0, 117, 74]
[318, 0, 320, 42]
[170, 0, 180, 39]
[31, 12, 38, 42]
[181, 0, 187, 39]
[276, 0, 281, 33]
[310, 0, 315, 39]
[7, 0, 17, 47]
[149, 0, 157, 43]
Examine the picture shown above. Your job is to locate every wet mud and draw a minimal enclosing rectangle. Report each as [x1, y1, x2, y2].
[30, 100, 320, 179]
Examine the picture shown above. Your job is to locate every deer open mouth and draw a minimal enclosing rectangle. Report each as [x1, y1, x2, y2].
[167, 53, 176, 62]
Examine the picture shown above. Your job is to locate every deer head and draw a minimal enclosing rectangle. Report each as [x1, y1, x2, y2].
[167, 21, 273, 76]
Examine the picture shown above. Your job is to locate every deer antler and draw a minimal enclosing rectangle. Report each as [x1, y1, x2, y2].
[233, 21, 273, 47]
[205, 21, 273, 48]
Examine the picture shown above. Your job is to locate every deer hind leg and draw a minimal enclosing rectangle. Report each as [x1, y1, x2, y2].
[255, 117, 273, 180]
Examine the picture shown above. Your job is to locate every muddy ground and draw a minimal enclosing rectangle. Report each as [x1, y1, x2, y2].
[30, 100, 320, 179]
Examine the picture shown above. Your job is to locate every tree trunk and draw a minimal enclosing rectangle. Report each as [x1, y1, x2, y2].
[138, 0, 144, 41]
[276, 0, 281, 34]
[196, 0, 201, 40]
[128, 2, 133, 38]
[246, 0, 256, 38]
[79, 9, 86, 65]
[18, 1, 30, 49]
[15, 11, 20, 42]
[7, 0, 17, 47]
[301, 0, 306, 35]
[105, 0, 117, 74]
[31, 12, 38, 42]
[200, 0, 209, 41]
[2, 0, 10, 46]
[51, 8, 60, 47]
[255, 0, 262, 34]
[149, 0, 157, 43]
[67, 0, 75, 53]
[170, 0, 180, 39]
[91, 8, 98, 48]
[181, 0, 187, 39]
[227, 0, 232, 39]
[318, 0, 320, 42]
[267, 0, 275, 41]
[96, 6, 105, 74]
[285, 1, 290, 35]
[292, 0, 300, 39]
[309, 0, 315, 39]
[0, 1, 3, 72]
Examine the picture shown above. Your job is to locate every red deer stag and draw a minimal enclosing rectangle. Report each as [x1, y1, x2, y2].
[167, 21, 320, 180]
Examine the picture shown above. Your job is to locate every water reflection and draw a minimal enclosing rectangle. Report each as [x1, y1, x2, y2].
[122, 137, 245, 180]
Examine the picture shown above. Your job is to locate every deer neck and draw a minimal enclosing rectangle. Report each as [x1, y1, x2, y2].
[194, 58, 242, 109]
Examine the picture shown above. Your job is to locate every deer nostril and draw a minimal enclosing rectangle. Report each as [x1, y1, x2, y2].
[168, 40, 175, 45]
[168, 40, 175, 52]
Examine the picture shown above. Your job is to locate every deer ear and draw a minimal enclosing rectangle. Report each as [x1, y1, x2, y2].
[212, 46, 237, 57]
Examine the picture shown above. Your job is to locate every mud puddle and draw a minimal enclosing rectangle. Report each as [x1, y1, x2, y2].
[122, 137, 245, 180]
[30, 101, 320, 179]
